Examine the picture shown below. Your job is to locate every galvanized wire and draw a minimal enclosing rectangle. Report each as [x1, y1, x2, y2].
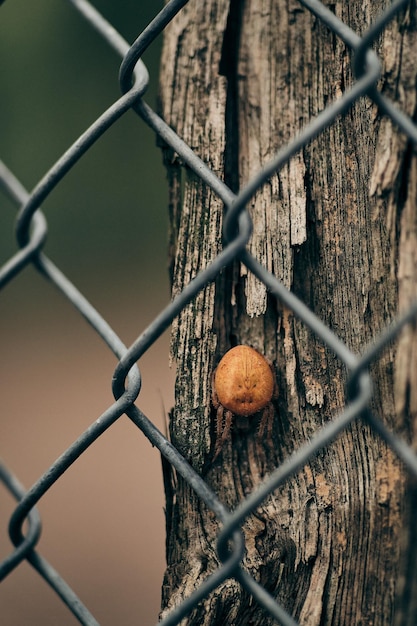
[1, 0, 417, 624]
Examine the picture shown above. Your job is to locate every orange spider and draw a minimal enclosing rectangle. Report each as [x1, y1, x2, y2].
[211, 345, 278, 460]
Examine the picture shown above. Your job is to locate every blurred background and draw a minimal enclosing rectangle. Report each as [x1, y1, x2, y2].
[0, 1, 176, 623]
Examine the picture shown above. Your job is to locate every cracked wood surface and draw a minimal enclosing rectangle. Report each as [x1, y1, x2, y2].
[159, 1, 416, 623]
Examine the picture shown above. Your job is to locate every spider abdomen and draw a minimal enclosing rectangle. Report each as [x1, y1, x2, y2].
[214, 345, 274, 417]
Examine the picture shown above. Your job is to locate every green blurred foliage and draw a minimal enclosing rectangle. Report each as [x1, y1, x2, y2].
[0, 0, 167, 297]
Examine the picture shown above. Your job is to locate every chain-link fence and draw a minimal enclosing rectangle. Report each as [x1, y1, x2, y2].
[1, 0, 417, 624]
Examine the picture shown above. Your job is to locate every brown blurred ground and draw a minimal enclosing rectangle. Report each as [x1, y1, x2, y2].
[0, 273, 175, 625]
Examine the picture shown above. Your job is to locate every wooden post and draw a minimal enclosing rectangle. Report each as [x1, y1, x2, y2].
[159, 1, 417, 623]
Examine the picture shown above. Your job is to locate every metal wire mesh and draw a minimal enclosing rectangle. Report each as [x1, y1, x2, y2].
[1, 0, 417, 624]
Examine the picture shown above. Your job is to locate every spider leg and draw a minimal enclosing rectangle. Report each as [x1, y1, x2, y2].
[213, 407, 233, 461]
[258, 403, 274, 443]
[213, 405, 224, 460]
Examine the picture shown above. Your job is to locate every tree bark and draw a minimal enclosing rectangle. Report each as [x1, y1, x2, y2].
[159, 1, 417, 624]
